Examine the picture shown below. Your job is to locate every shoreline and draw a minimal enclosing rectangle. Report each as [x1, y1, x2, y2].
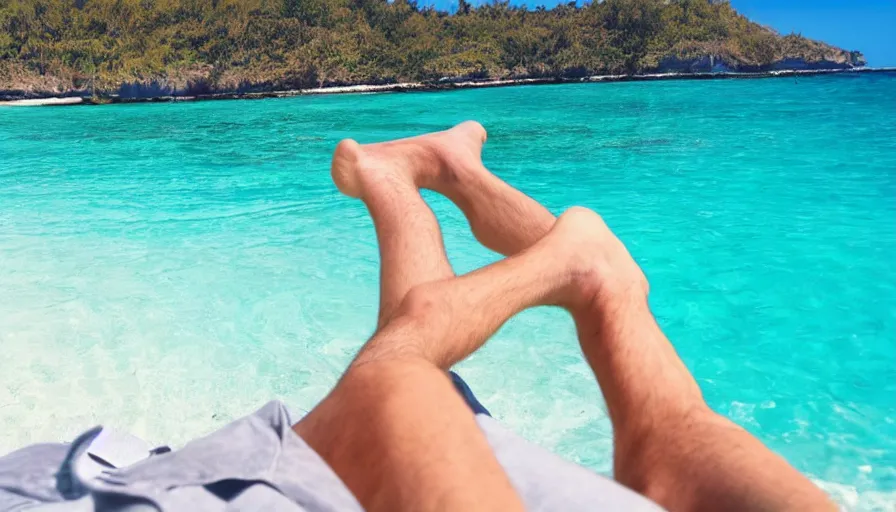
[2, 67, 892, 107]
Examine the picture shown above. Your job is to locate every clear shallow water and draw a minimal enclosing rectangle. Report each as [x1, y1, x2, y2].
[2, 74, 895, 509]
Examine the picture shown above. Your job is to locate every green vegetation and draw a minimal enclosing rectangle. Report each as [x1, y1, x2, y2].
[0, 0, 863, 96]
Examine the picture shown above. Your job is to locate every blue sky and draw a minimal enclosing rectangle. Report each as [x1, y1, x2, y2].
[422, 0, 896, 67]
[731, 0, 895, 67]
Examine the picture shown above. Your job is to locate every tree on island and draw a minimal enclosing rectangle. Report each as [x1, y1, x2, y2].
[0, 0, 865, 97]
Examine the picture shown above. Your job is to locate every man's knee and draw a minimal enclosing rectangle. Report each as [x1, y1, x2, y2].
[355, 284, 452, 367]
[392, 283, 453, 335]
[398, 284, 442, 322]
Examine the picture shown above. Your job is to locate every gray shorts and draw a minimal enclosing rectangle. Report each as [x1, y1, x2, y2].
[0, 380, 662, 511]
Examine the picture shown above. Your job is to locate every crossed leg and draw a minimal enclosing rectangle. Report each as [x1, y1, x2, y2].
[297, 124, 664, 511]
[294, 124, 525, 511]
[295, 122, 835, 512]
[393, 122, 835, 511]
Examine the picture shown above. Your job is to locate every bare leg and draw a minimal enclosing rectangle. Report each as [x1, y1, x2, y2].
[414, 122, 835, 511]
[295, 127, 526, 511]
[295, 209, 615, 512]
[331, 134, 456, 328]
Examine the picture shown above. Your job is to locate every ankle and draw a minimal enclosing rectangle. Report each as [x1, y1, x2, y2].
[354, 284, 453, 368]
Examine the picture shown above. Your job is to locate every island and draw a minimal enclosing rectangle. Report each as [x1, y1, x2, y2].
[0, 0, 867, 103]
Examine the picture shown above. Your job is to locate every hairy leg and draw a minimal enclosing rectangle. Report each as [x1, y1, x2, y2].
[294, 127, 520, 511]
[295, 209, 611, 512]
[330, 135, 454, 328]
[419, 122, 834, 511]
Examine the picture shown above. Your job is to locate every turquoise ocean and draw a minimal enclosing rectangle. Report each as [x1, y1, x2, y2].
[1, 73, 894, 509]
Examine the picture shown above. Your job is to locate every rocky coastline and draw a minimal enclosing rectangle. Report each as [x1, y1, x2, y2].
[2, 60, 883, 107]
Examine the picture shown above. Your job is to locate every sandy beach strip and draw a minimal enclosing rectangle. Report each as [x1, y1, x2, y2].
[2, 68, 892, 106]
[0, 97, 84, 107]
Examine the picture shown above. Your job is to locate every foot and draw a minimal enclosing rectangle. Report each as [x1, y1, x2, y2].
[331, 121, 487, 199]
[538, 207, 650, 310]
